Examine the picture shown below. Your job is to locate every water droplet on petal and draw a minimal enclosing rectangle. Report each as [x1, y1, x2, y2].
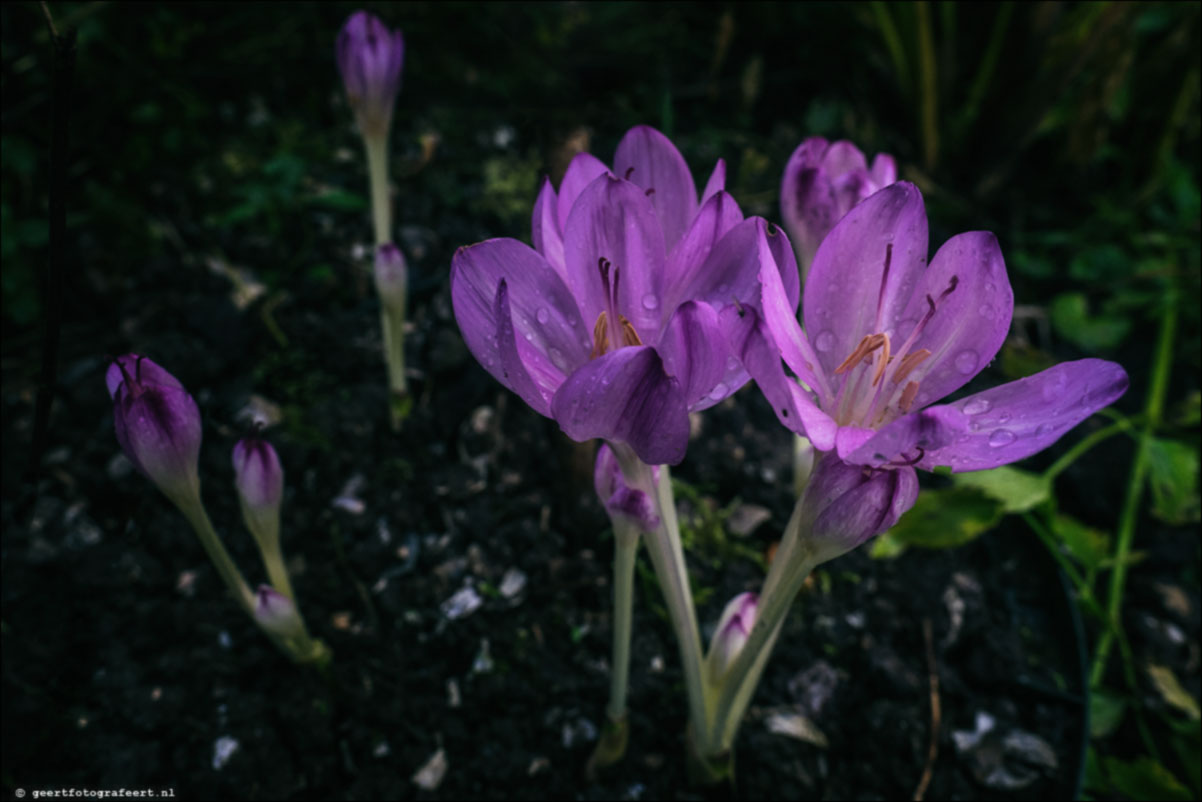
[815, 330, 836, 352]
[726, 356, 741, 372]
[997, 411, 1011, 423]
[988, 429, 1016, 447]
[641, 293, 659, 311]
[1036, 422, 1055, 437]
[549, 347, 567, 371]
[985, 281, 996, 293]
[568, 317, 578, 327]
[716, 283, 730, 296]
[523, 331, 534, 341]
[954, 350, 979, 375]
[709, 382, 729, 401]
[963, 398, 992, 416]
[536, 308, 550, 324]
[978, 304, 994, 319]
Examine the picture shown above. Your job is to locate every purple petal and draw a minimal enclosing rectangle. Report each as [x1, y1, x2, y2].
[661, 190, 744, 317]
[918, 359, 1130, 473]
[550, 345, 689, 466]
[233, 437, 284, 511]
[556, 152, 610, 231]
[806, 460, 918, 563]
[840, 406, 967, 467]
[532, 177, 566, 279]
[613, 125, 698, 251]
[116, 383, 203, 497]
[764, 222, 801, 319]
[562, 174, 667, 340]
[820, 140, 869, 176]
[871, 153, 898, 186]
[722, 304, 838, 450]
[779, 137, 834, 273]
[657, 300, 742, 411]
[451, 239, 590, 415]
[669, 217, 774, 317]
[802, 182, 928, 382]
[701, 159, 726, 204]
[106, 354, 185, 398]
[894, 231, 1014, 407]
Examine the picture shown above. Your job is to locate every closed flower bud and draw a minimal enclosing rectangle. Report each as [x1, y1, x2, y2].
[253, 585, 306, 641]
[106, 354, 203, 507]
[374, 243, 408, 310]
[705, 592, 758, 683]
[336, 10, 404, 137]
[594, 444, 660, 534]
[798, 457, 919, 566]
[233, 434, 284, 546]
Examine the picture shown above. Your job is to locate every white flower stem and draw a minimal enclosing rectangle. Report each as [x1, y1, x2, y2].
[607, 526, 639, 722]
[176, 494, 255, 617]
[364, 134, 392, 246]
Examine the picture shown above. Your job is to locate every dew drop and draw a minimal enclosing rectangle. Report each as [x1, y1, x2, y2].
[815, 330, 836, 352]
[997, 411, 1011, 423]
[988, 429, 1016, 447]
[985, 281, 996, 293]
[726, 356, 741, 372]
[568, 317, 578, 327]
[1036, 423, 1055, 437]
[523, 331, 534, 341]
[963, 398, 992, 416]
[709, 382, 729, 400]
[978, 304, 994, 319]
[716, 283, 730, 295]
[536, 308, 550, 324]
[954, 349, 979, 375]
[641, 293, 660, 311]
[549, 347, 567, 371]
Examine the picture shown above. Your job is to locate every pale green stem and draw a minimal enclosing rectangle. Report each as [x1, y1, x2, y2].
[364, 134, 391, 246]
[915, 1, 939, 171]
[611, 445, 710, 736]
[380, 303, 408, 399]
[607, 528, 639, 722]
[1042, 417, 1136, 484]
[176, 494, 255, 617]
[791, 433, 815, 498]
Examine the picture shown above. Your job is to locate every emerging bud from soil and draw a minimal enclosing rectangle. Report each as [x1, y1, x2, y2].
[232, 433, 284, 547]
[253, 585, 306, 641]
[106, 354, 203, 508]
[796, 456, 919, 566]
[705, 592, 758, 684]
[336, 10, 405, 138]
[594, 443, 661, 535]
[374, 242, 408, 310]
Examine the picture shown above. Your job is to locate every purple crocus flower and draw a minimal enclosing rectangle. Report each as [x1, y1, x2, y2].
[595, 443, 661, 532]
[336, 10, 405, 137]
[734, 181, 1129, 474]
[705, 591, 758, 682]
[780, 137, 897, 277]
[452, 126, 800, 465]
[106, 354, 203, 506]
[232, 434, 284, 544]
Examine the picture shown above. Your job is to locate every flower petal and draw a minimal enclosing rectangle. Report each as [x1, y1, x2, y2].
[532, 177, 566, 279]
[657, 300, 742, 411]
[780, 137, 834, 273]
[661, 190, 744, 318]
[840, 406, 967, 467]
[613, 125, 698, 251]
[820, 140, 869, 176]
[562, 174, 667, 340]
[550, 345, 689, 466]
[802, 182, 928, 382]
[917, 359, 1130, 473]
[106, 354, 185, 398]
[451, 239, 590, 415]
[556, 152, 611, 229]
[896, 231, 1014, 407]
[701, 158, 726, 204]
[722, 304, 837, 450]
[870, 153, 897, 186]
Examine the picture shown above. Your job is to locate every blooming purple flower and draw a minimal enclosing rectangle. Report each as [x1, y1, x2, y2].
[780, 137, 897, 277]
[594, 443, 661, 532]
[336, 10, 405, 136]
[734, 181, 1129, 474]
[452, 126, 800, 465]
[233, 434, 284, 522]
[705, 592, 758, 682]
[106, 354, 203, 505]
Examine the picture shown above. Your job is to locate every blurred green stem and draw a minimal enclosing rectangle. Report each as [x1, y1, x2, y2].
[870, 2, 911, 98]
[177, 496, 256, 616]
[1043, 417, 1137, 484]
[1090, 284, 1177, 688]
[914, 1, 939, 170]
[364, 134, 391, 246]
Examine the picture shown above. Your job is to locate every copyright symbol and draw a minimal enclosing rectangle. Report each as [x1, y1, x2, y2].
[16, 790, 26, 799]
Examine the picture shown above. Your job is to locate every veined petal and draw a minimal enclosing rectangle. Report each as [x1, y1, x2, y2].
[780, 137, 834, 273]
[701, 158, 726, 204]
[917, 359, 1129, 473]
[562, 174, 667, 340]
[808, 463, 918, 563]
[723, 304, 837, 450]
[532, 177, 566, 279]
[550, 345, 689, 466]
[898, 232, 1014, 407]
[757, 224, 831, 402]
[841, 406, 967, 467]
[556, 152, 611, 230]
[657, 300, 740, 411]
[670, 217, 772, 318]
[764, 223, 801, 319]
[803, 182, 928, 381]
[871, 153, 898, 186]
[613, 125, 698, 251]
[661, 190, 744, 317]
[106, 354, 185, 398]
[451, 239, 590, 415]
[820, 140, 869, 176]
[493, 279, 550, 414]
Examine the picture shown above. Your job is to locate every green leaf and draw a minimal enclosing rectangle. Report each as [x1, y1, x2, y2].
[872, 487, 1003, 554]
[1145, 438, 1201, 524]
[1052, 513, 1111, 571]
[1102, 755, 1192, 801]
[308, 189, 367, 211]
[953, 466, 1050, 513]
[869, 531, 909, 560]
[1147, 664, 1201, 721]
[1089, 689, 1127, 739]
[1050, 292, 1132, 351]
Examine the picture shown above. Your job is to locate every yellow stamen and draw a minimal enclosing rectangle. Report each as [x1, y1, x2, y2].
[590, 311, 610, 360]
[892, 349, 932, 385]
[872, 334, 892, 386]
[834, 333, 887, 374]
[899, 380, 920, 412]
[620, 316, 643, 347]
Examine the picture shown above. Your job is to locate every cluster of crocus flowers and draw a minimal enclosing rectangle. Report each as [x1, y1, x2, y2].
[106, 355, 329, 666]
[451, 127, 1129, 782]
[338, 10, 410, 419]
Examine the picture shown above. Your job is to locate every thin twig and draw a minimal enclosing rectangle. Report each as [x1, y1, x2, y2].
[914, 618, 941, 801]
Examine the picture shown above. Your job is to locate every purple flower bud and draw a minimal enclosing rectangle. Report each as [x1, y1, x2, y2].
[594, 444, 661, 533]
[336, 10, 404, 136]
[106, 354, 203, 506]
[705, 592, 758, 682]
[374, 243, 408, 309]
[797, 456, 919, 566]
[233, 435, 284, 525]
[253, 585, 306, 640]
